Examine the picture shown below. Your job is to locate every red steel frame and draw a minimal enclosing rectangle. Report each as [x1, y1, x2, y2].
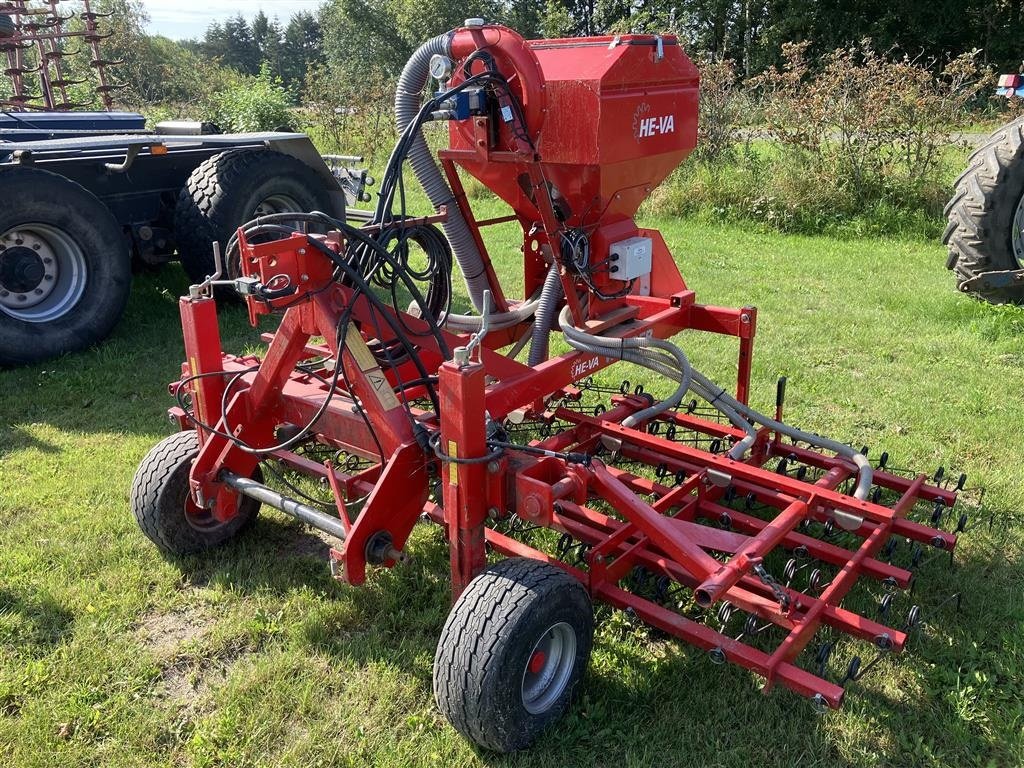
[167, 29, 964, 712]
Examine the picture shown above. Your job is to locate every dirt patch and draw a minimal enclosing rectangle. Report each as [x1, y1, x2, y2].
[138, 608, 212, 657]
[291, 526, 336, 559]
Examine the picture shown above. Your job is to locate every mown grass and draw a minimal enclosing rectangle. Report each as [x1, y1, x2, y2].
[1, 194, 1023, 766]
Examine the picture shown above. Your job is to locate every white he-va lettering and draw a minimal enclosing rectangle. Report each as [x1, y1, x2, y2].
[638, 115, 675, 138]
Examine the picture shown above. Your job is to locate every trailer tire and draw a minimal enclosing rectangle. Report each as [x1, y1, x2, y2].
[173, 149, 332, 285]
[131, 431, 261, 556]
[433, 558, 593, 753]
[943, 115, 1024, 303]
[0, 14, 14, 38]
[0, 167, 130, 367]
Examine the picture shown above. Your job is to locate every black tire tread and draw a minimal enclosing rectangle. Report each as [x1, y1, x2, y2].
[433, 558, 592, 752]
[130, 431, 258, 555]
[943, 115, 1024, 303]
[173, 149, 330, 284]
[0, 14, 14, 38]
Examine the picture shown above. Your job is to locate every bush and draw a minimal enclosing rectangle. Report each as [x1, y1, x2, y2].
[646, 42, 989, 239]
[749, 41, 991, 208]
[303, 63, 396, 159]
[695, 56, 746, 162]
[207, 64, 294, 133]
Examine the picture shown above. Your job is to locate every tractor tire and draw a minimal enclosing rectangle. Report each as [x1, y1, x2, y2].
[131, 430, 261, 556]
[173, 149, 332, 284]
[0, 14, 15, 38]
[0, 167, 131, 367]
[433, 558, 594, 753]
[943, 115, 1024, 304]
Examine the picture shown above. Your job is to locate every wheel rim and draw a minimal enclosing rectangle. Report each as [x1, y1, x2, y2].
[1012, 192, 1024, 268]
[520, 621, 576, 715]
[0, 224, 87, 322]
[253, 193, 302, 217]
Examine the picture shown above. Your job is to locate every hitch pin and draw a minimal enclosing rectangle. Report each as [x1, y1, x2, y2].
[190, 241, 226, 299]
[462, 289, 493, 364]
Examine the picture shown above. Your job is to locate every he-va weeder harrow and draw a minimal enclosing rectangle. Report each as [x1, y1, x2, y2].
[131, 21, 972, 752]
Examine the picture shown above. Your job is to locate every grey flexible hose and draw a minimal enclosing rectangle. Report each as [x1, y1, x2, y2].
[557, 307, 872, 497]
[444, 294, 542, 332]
[395, 33, 490, 312]
[558, 307, 691, 428]
[690, 372, 873, 499]
[528, 265, 565, 366]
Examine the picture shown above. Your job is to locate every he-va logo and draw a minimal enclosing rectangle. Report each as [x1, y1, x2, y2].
[632, 102, 675, 140]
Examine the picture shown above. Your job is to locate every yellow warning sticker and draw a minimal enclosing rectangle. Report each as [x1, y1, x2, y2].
[448, 441, 458, 485]
[344, 333, 401, 411]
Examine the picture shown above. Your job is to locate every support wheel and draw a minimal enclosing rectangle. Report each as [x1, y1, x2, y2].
[173, 149, 333, 285]
[0, 167, 130, 366]
[943, 115, 1024, 303]
[130, 431, 261, 556]
[433, 558, 594, 753]
[0, 14, 14, 37]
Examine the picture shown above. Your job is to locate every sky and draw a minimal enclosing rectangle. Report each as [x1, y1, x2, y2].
[142, 0, 323, 40]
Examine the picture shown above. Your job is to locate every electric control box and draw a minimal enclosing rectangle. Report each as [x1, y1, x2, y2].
[609, 236, 653, 281]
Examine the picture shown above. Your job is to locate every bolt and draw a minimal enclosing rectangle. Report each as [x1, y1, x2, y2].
[44, 275, 53, 281]
[487, 460, 499, 473]
[16, 294, 26, 302]
[14, 238, 23, 245]
[34, 288, 42, 295]
[298, 248, 306, 255]
[487, 506, 500, 519]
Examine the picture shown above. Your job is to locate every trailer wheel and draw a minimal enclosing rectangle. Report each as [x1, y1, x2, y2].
[433, 558, 593, 753]
[173, 149, 333, 284]
[943, 115, 1024, 303]
[131, 431, 261, 556]
[0, 14, 14, 38]
[0, 167, 130, 367]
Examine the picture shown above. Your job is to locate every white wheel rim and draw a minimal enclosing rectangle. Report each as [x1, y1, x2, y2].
[0, 224, 87, 322]
[520, 621, 576, 715]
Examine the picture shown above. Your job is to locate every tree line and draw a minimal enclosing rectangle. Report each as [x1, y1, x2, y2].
[85, 0, 1024, 109]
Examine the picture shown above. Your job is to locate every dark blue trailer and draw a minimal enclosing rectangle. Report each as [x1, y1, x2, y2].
[0, 113, 369, 366]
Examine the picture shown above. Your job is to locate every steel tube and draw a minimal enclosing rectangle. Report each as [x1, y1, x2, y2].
[222, 472, 348, 541]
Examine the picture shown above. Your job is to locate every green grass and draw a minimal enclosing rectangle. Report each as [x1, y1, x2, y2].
[2, 207, 1023, 767]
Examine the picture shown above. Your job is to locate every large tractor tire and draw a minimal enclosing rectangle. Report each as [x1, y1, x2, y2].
[0, 14, 15, 38]
[0, 167, 131, 367]
[433, 558, 594, 753]
[943, 115, 1024, 304]
[173, 149, 333, 284]
[131, 430, 262, 556]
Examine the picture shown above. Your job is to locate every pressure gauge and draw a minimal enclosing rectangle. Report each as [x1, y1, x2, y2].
[429, 54, 454, 83]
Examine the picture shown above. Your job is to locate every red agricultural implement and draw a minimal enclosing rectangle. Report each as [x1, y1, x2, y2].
[132, 22, 972, 752]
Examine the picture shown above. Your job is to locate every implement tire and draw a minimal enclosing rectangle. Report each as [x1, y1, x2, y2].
[0, 167, 130, 367]
[943, 116, 1024, 304]
[131, 431, 261, 556]
[0, 14, 14, 38]
[433, 558, 593, 753]
[173, 149, 332, 284]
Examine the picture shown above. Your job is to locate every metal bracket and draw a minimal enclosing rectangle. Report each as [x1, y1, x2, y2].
[959, 268, 1024, 292]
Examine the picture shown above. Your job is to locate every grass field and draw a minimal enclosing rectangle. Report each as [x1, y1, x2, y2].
[1, 205, 1023, 767]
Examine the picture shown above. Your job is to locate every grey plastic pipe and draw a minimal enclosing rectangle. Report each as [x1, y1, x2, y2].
[528, 265, 565, 366]
[395, 32, 490, 312]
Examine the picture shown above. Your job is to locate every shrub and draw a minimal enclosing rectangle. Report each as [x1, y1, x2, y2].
[303, 63, 396, 159]
[207, 64, 294, 133]
[695, 56, 746, 162]
[749, 41, 991, 209]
